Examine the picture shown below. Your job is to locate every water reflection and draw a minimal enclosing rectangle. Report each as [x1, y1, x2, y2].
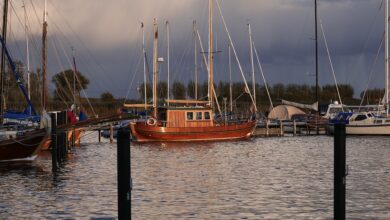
[0, 134, 389, 219]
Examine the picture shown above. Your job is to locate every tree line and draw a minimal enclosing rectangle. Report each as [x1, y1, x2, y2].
[3, 60, 385, 115]
[137, 80, 369, 109]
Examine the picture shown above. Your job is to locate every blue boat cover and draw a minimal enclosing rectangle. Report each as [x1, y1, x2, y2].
[4, 110, 40, 122]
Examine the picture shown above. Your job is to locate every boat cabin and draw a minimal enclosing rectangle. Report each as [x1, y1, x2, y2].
[157, 107, 214, 128]
[324, 102, 386, 119]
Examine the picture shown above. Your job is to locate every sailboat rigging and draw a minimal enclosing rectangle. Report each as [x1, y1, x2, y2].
[129, 0, 256, 142]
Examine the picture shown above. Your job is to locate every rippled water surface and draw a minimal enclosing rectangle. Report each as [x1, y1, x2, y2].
[0, 132, 389, 219]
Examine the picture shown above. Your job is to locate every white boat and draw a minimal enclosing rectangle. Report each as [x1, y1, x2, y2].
[345, 112, 390, 135]
[324, 101, 386, 120]
[327, 0, 390, 136]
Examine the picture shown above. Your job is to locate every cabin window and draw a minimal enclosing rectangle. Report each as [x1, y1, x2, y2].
[187, 112, 193, 120]
[196, 112, 202, 120]
[204, 112, 210, 120]
[355, 115, 367, 121]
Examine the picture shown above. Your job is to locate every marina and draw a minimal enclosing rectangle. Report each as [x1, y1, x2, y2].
[0, 133, 389, 219]
[0, 0, 390, 218]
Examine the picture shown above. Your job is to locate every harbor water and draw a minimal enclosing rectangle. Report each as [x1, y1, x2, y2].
[0, 132, 389, 219]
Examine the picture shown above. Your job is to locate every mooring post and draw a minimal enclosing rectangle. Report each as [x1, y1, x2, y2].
[334, 123, 346, 220]
[293, 120, 297, 136]
[62, 111, 67, 159]
[98, 129, 101, 143]
[110, 123, 114, 143]
[59, 111, 65, 162]
[50, 113, 58, 172]
[57, 112, 62, 163]
[64, 111, 68, 153]
[117, 127, 131, 220]
[280, 120, 284, 136]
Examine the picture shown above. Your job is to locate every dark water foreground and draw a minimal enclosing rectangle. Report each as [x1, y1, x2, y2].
[0, 132, 389, 219]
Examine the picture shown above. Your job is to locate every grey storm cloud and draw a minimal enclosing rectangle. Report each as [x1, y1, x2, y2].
[3, 0, 387, 99]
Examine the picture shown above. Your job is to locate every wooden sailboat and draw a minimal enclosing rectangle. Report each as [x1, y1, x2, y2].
[0, 0, 46, 161]
[129, 0, 256, 142]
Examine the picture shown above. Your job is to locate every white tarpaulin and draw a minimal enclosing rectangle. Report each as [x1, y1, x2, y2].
[281, 100, 318, 111]
[268, 105, 306, 121]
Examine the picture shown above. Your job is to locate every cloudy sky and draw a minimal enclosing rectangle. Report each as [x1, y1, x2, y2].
[2, 0, 387, 100]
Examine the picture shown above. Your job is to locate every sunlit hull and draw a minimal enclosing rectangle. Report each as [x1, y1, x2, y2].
[346, 124, 390, 135]
[40, 128, 84, 150]
[130, 120, 256, 142]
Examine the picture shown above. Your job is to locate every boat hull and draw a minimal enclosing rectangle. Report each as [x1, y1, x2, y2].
[346, 124, 390, 135]
[0, 129, 46, 161]
[327, 123, 390, 135]
[130, 120, 257, 142]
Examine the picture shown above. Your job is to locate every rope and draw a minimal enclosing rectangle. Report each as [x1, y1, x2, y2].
[196, 28, 222, 115]
[252, 40, 273, 109]
[215, 0, 256, 111]
[359, 33, 384, 108]
[51, 39, 72, 106]
[48, 1, 117, 91]
[123, 51, 143, 104]
[319, 19, 343, 111]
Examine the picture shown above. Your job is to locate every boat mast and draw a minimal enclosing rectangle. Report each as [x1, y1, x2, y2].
[23, 3, 31, 106]
[42, 0, 48, 110]
[166, 21, 170, 106]
[72, 47, 77, 109]
[315, 0, 319, 108]
[208, 0, 213, 109]
[152, 18, 158, 119]
[229, 43, 233, 112]
[386, 0, 389, 116]
[142, 22, 147, 110]
[0, 0, 8, 124]
[193, 20, 198, 101]
[248, 23, 256, 108]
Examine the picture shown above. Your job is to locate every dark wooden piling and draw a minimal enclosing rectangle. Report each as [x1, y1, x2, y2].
[117, 127, 131, 220]
[57, 111, 67, 162]
[60, 111, 67, 161]
[51, 113, 58, 172]
[63, 111, 68, 154]
[334, 123, 346, 220]
[51, 110, 70, 171]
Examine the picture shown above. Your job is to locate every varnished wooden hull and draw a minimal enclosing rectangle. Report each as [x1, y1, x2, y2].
[130, 120, 257, 142]
[0, 129, 46, 161]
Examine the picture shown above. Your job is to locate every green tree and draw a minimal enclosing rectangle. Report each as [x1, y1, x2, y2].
[360, 88, 384, 105]
[138, 82, 152, 101]
[188, 80, 203, 99]
[52, 69, 89, 103]
[321, 84, 354, 103]
[172, 81, 186, 99]
[4, 60, 26, 109]
[100, 92, 115, 102]
[199, 81, 209, 100]
[29, 70, 42, 110]
[157, 81, 167, 99]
